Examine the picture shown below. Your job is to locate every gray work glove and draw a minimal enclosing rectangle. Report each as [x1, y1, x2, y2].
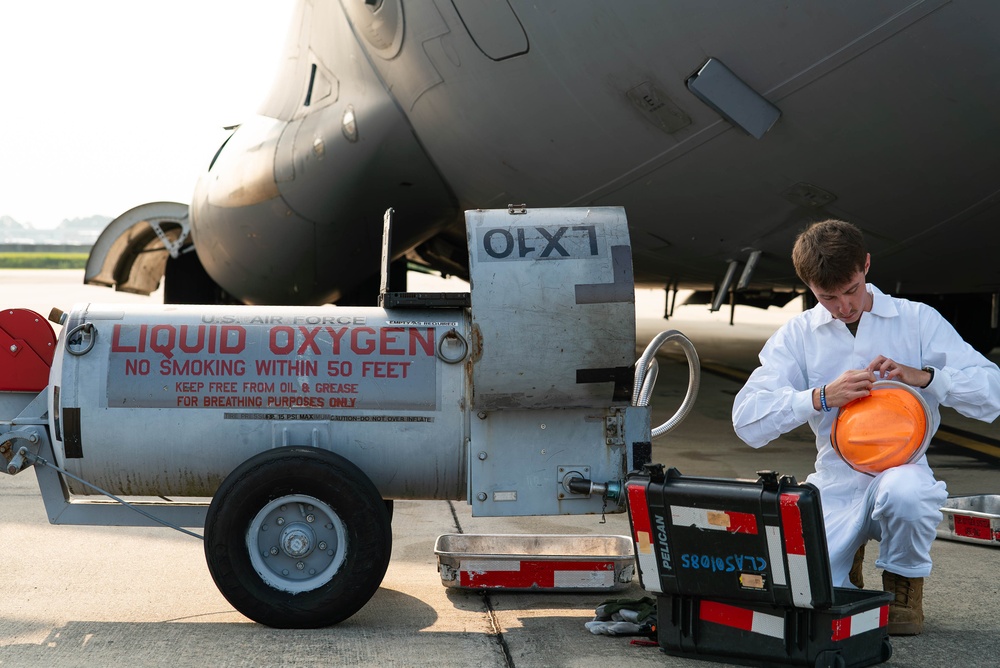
[585, 596, 656, 636]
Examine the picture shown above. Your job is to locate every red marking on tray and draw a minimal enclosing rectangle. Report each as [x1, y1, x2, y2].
[460, 560, 614, 588]
[954, 514, 993, 541]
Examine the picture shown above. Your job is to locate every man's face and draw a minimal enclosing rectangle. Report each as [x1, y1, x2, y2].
[809, 254, 871, 324]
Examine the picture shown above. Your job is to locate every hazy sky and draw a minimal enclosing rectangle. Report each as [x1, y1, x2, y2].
[0, 2, 294, 228]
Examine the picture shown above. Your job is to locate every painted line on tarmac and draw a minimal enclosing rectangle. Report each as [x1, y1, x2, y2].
[933, 426, 1000, 464]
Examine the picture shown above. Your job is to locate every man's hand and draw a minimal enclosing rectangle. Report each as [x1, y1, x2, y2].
[815, 369, 877, 411]
[866, 355, 931, 387]
[828, 369, 878, 407]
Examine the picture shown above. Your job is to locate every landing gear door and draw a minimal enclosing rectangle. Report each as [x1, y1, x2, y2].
[465, 207, 636, 516]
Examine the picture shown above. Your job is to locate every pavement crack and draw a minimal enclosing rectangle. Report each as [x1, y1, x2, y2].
[482, 592, 516, 668]
[446, 501, 515, 667]
[447, 499, 464, 534]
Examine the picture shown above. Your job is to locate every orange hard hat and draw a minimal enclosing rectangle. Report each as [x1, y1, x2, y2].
[830, 380, 931, 475]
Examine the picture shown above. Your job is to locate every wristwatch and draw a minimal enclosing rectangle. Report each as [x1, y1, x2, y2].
[921, 366, 935, 388]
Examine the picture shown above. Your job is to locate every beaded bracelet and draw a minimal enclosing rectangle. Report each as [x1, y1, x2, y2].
[820, 385, 831, 412]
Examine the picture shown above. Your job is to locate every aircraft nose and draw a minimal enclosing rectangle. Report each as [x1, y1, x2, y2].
[189, 117, 328, 304]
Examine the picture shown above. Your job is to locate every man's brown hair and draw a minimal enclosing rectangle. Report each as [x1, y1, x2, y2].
[791, 219, 867, 291]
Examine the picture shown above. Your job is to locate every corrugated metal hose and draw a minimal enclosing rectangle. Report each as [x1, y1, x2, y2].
[633, 330, 701, 438]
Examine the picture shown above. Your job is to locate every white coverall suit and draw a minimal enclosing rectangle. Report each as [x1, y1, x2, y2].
[733, 285, 1000, 587]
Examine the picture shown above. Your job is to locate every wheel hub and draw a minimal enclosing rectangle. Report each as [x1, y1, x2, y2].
[280, 523, 315, 558]
[246, 494, 347, 593]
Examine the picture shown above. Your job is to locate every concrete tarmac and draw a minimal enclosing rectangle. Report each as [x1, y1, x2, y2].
[1, 272, 998, 667]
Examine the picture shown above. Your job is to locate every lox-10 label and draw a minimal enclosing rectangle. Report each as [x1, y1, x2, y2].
[475, 224, 605, 262]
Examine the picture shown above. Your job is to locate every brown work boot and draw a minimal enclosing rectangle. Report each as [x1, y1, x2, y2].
[882, 571, 924, 635]
[849, 543, 865, 588]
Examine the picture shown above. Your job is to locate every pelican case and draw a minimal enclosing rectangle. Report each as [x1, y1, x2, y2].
[626, 465, 892, 667]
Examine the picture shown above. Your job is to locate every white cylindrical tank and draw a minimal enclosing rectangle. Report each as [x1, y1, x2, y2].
[48, 303, 470, 499]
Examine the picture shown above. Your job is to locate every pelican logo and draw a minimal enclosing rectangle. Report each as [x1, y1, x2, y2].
[653, 512, 673, 572]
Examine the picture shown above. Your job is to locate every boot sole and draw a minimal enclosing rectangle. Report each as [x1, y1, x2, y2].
[888, 621, 923, 635]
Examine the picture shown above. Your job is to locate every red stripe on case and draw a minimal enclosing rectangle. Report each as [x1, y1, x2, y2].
[726, 510, 759, 534]
[831, 617, 851, 641]
[699, 600, 754, 632]
[628, 483, 652, 536]
[779, 493, 806, 555]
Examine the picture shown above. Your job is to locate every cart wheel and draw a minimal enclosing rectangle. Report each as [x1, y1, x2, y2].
[881, 637, 893, 662]
[813, 651, 846, 668]
[204, 446, 392, 628]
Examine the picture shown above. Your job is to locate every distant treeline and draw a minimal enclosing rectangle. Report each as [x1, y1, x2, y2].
[0, 244, 92, 253]
[0, 245, 91, 269]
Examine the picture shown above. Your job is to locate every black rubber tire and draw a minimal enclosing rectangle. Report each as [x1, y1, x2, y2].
[204, 446, 392, 628]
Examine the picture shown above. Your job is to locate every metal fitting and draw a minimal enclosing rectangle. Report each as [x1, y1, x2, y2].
[565, 477, 622, 502]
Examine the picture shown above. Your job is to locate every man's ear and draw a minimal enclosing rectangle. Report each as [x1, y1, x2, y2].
[864, 253, 871, 275]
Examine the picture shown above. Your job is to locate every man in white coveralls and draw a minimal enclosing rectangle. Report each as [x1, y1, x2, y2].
[732, 219, 1000, 635]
